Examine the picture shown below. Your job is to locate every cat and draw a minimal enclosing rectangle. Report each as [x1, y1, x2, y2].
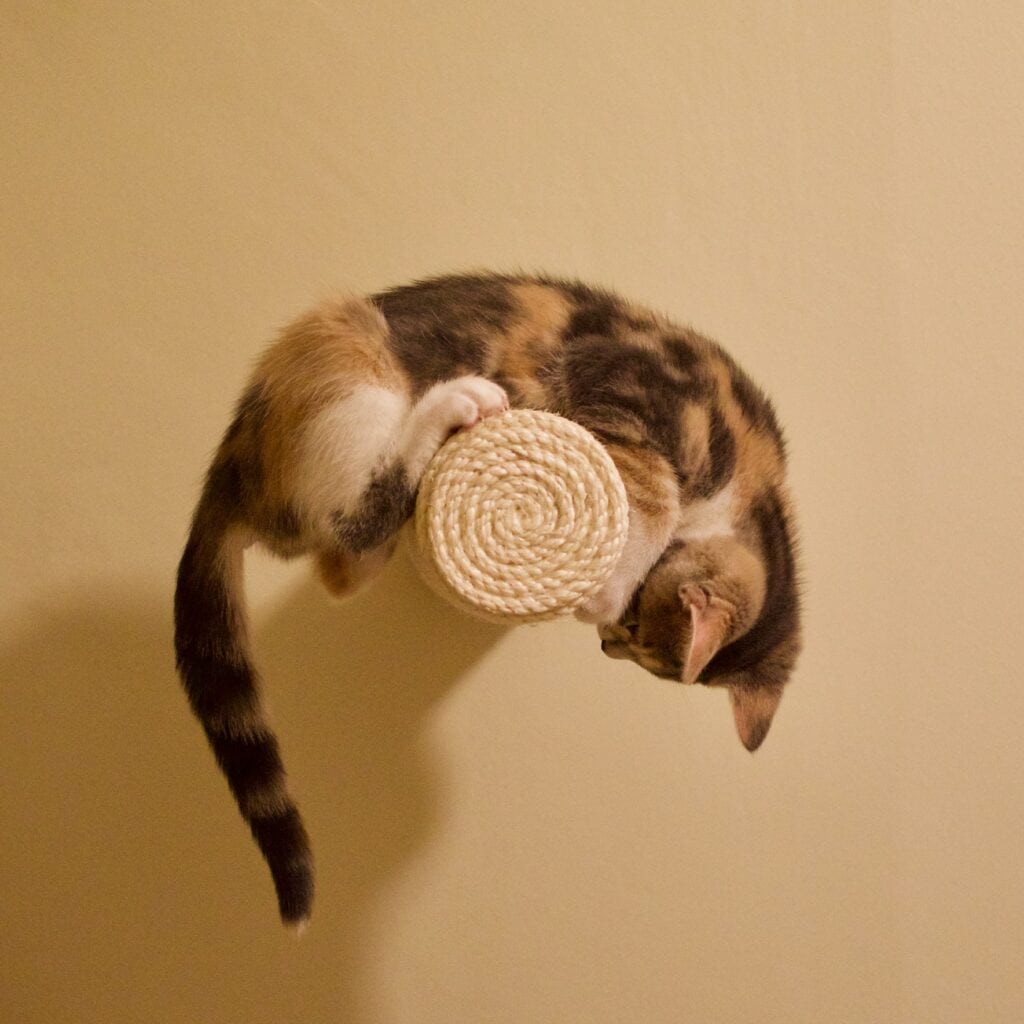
[174, 272, 802, 928]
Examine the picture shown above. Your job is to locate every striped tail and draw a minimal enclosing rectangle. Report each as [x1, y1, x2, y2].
[173, 485, 313, 928]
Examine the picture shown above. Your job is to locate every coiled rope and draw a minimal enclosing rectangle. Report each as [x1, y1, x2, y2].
[412, 410, 629, 623]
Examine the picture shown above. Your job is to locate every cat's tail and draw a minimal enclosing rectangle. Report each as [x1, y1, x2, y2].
[174, 466, 313, 930]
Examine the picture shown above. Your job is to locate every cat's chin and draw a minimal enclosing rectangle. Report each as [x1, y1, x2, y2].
[599, 639, 633, 661]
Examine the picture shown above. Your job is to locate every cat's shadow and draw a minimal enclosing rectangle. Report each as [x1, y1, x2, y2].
[0, 546, 506, 1024]
[259, 545, 509, 930]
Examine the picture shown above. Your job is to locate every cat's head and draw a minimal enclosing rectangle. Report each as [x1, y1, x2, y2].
[599, 504, 801, 751]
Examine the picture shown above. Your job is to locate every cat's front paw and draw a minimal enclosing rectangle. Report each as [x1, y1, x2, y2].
[434, 376, 509, 433]
[403, 376, 510, 482]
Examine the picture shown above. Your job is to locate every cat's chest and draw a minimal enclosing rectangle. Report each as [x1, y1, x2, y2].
[676, 482, 736, 541]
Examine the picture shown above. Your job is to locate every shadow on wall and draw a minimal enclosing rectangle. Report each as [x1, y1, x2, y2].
[0, 549, 506, 1024]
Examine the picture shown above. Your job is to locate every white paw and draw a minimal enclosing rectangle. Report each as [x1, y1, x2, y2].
[433, 376, 509, 433]
[402, 376, 511, 482]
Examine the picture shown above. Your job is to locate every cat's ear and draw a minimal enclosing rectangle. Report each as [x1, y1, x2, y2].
[729, 684, 783, 752]
[680, 584, 785, 750]
[679, 584, 734, 687]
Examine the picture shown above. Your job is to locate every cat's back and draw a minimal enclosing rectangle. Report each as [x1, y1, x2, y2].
[372, 272, 788, 492]
[372, 271, 588, 402]
[371, 270, 699, 403]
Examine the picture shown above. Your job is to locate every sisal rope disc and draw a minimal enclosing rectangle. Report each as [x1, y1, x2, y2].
[411, 410, 629, 623]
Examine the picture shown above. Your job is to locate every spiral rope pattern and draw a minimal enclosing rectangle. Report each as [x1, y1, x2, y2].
[412, 410, 629, 623]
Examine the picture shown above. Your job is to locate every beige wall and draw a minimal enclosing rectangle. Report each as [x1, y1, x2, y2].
[2, 3, 1022, 1022]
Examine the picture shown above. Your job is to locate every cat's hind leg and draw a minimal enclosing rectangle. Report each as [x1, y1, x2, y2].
[328, 375, 507, 551]
[304, 375, 508, 595]
[316, 537, 398, 599]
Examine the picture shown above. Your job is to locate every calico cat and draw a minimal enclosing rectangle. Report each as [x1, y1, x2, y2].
[174, 272, 801, 928]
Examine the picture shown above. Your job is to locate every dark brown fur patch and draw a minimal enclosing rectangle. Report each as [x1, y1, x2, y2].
[331, 463, 416, 553]
[563, 295, 622, 340]
[696, 406, 737, 498]
[725, 358, 786, 452]
[227, 382, 270, 441]
[374, 274, 516, 390]
[663, 333, 703, 377]
[246, 807, 313, 923]
[258, 505, 303, 545]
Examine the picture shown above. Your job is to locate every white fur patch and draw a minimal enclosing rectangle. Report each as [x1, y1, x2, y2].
[677, 482, 736, 541]
[295, 386, 408, 523]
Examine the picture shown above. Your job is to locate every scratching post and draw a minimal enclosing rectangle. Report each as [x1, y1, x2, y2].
[412, 410, 629, 623]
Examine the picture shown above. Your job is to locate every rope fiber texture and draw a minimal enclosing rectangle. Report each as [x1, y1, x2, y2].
[412, 409, 629, 623]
